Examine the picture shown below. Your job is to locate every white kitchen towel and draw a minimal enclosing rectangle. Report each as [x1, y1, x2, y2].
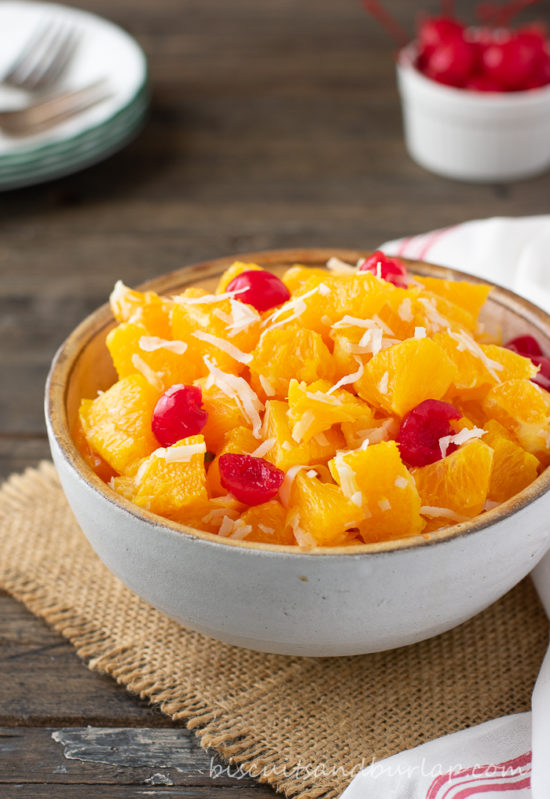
[340, 216, 550, 799]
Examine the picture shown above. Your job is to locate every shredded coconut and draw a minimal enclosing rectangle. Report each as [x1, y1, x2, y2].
[192, 331, 252, 364]
[326, 357, 364, 395]
[110, 279, 127, 308]
[280, 465, 310, 507]
[358, 326, 383, 355]
[414, 326, 426, 339]
[258, 524, 276, 535]
[226, 299, 260, 335]
[131, 354, 165, 392]
[326, 256, 355, 273]
[398, 298, 413, 322]
[229, 522, 253, 540]
[313, 431, 330, 446]
[439, 426, 486, 458]
[418, 298, 450, 331]
[172, 287, 247, 305]
[378, 498, 391, 511]
[204, 358, 264, 437]
[292, 523, 317, 549]
[332, 452, 359, 498]
[448, 330, 503, 380]
[258, 374, 276, 397]
[377, 371, 389, 395]
[160, 441, 207, 463]
[394, 475, 409, 489]
[350, 491, 363, 507]
[420, 506, 469, 522]
[139, 336, 188, 354]
[292, 410, 316, 443]
[218, 515, 237, 536]
[251, 438, 276, 458]
[306, 469, 318, 478]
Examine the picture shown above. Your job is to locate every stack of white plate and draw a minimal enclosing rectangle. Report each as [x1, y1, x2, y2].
[0, 1, 149, 190]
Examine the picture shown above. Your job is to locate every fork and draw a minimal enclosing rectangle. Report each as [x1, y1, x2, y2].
[2, 19, 80, 92]
[0, 80, 111, 136]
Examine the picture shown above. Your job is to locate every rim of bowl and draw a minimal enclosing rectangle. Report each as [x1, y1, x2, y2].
[397, 42, 550, 104]
[46, 247, 550, 558]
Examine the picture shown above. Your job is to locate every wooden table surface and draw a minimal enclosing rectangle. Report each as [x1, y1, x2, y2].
[2, 0, 550, 795]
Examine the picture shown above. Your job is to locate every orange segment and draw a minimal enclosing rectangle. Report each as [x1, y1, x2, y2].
[355, 337, 458, 416]
[415, 277, 491, 321]
[329, 441, 424, 543]
[171, 294, 260, 376]
[482, 378, 550, 459]
[179, 495, 244, 534]
[106, 322, 197, 389]
[109, 281, 172, 338]
[287, 472, 364, 547]
[418, 292, 476, 333]
[433, 331, 501, 399]
[79, 375, 160, 474]
[249, 325, 335, 400]
[238, 500, 295, 545]
[282, 265, 333, 294]
[262, 399, 344, 471]
[412, 438, 494, 519]
[481, 345, 538, 381]
[287, 378, 374, 443]
[289, 272, 387, 339]
[133, 435, 208, 519]
[72, 418, 117, 482]
[483, 420, 540, 503]
[196, 378, 255, 452]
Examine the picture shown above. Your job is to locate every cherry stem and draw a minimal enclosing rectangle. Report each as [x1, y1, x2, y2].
[361, 1, 411, 47]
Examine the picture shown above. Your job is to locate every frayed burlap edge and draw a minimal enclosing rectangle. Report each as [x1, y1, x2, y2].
[0, 462, 547, 799]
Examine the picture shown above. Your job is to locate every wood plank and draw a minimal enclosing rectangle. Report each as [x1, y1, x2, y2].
[0, 727, 264, 789]
[0, 592, 178, 726]
[0, 437, 50, 480]
[0, 788, 273, 798]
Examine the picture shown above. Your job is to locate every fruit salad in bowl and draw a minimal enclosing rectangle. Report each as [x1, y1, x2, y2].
[45, 249, 550, 655]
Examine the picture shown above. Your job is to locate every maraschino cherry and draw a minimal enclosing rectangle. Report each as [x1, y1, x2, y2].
[152, 385, 208, 447]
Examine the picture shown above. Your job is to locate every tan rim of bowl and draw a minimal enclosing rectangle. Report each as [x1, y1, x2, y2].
[46, 248, 550, 557]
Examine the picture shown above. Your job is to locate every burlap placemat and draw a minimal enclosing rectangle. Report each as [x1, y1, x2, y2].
[0, 462, 547, 798]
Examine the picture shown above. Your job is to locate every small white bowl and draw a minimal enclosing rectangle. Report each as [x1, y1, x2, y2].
[397, 44, 550, 182]
[45, 249, 550, 656]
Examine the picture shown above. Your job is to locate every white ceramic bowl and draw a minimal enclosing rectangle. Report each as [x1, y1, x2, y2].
[45, 249, 550, 656]
[397, 44, 550, 182]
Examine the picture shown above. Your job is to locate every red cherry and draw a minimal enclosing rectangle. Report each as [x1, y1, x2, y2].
[504, 335, 550, 392]
[504, 335, 544, 358]
[152, 385, 208, 447]
[465, 73, 502, 92]
[358, 250, 409, 288]
[524, 52, 550, 89]
[397, 399, 461, 467]
[424, 37, 478, 87]
[219, 453, 285, 506]
[226, 270, 291, 313]
[481, 34, 538, 91]
[418, 16, 465, 57]
[531, 356, 550, 392]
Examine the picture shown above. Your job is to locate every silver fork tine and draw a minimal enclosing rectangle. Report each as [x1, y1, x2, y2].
[26, 25, 80, 90]
[2, 20, 55, 85]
